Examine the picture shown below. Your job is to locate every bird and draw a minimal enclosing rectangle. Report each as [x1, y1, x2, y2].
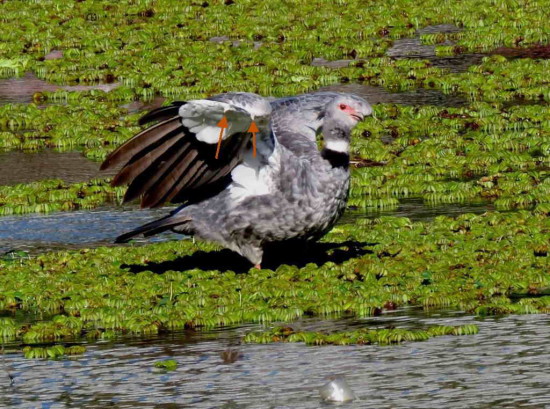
[101, 91, 372, 268]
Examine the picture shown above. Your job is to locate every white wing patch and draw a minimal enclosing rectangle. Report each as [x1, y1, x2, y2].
[228, 140, 281, 204]
[178, 97, 278, 205]
[179, 100, 251, 144]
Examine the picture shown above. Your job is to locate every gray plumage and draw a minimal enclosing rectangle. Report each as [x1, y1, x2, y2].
[103, 92, 372, 266]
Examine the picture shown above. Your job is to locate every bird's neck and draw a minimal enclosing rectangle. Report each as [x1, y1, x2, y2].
[321, 123, 350, 169]
[321, 148, 349, 169]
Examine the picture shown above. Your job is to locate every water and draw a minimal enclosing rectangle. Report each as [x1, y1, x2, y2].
[0, 207, 179, 254]
[386, 24, 486, 73]
[317, 24, 469, 108]
[312, 25, 485, 74]
[0, 200, 494, 255]
[1, 313, 548, 408]
[344, 198, 495, 221]
[320, 83, 467, 107]
[0, 72, 120, 105]
[0, 151, 113, 186]
[0, 73, 59, 105]
[386, 38, 485, 73]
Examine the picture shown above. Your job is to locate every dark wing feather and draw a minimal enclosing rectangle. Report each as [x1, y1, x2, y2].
[111, 126, 183, 187]
[140, 149, 202, 208]
[100, 117, 181, 171]
[137, 101, 187, 126]
[121, 134, 191, 203]
[101, 97, 256, 207]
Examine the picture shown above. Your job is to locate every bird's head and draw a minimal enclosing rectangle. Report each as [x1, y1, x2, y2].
[322, 94, 372, 153]
[325, 94, 372, 129]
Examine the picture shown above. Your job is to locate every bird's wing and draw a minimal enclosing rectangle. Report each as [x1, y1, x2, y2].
[101, 97, 270, 208]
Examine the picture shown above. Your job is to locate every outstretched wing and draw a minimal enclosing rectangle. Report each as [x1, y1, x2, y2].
[101, 96, 269, 208]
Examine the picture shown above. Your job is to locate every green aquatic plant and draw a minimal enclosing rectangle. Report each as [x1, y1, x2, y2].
[153, 359, 178, 371]
[243, 324, 479, 346]
[0, 0, 548, 359]
[0, 179, 124, 216]
[22, 344, 86, 359]
[0, 0, 547, 102]
[0, 210, 546, 358]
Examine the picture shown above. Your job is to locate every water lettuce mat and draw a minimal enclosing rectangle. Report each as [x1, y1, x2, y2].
[1, 211, 548, 354]
[0, 0, 548, 356]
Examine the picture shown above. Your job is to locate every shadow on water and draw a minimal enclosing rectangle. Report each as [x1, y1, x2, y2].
[123, 240, 374, 274]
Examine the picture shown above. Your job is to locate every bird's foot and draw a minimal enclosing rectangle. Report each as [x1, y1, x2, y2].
[253, 264, 261, 269]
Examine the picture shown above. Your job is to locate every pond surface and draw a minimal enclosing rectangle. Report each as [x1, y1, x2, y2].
[0, 73, 120, 105]
[0, 200, 494, 255]
[386, 24, 486, 73]
[1, 312, 548, 408]
[0, 206, 178, 254]
[320, 83, 467, 107]
[0, 151, 114, 186]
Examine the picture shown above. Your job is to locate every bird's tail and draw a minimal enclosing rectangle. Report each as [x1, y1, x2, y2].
[115, 213, 192, 243]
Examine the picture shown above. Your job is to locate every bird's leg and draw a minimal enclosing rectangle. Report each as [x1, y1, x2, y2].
[254, 264, 261, 269]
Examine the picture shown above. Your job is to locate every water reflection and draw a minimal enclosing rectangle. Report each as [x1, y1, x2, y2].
[343, 198, 494, 222]
[386, 37, 485, 73]
[386, 24, 486, 73]
[0, 207, 179, 254]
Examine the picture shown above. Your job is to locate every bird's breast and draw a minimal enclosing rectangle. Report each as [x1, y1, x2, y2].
[227, 144, 281, 204]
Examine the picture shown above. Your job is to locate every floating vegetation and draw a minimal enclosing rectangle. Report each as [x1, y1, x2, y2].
[0, 0, 546, 216]
[349, 102, 549, 211]
[153, 359, 178, 372]
[0, 210, 547, 357]
[22, 344, 86, 359]
[0, 97, 140, 159]
[0, 97, 547, 216]
[0, 179, 124, 216]
[0, 0, 548, 359]
[243, 324, 479, 346]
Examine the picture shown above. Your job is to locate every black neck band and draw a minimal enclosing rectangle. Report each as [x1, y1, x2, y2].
[321, 148, 349, 169]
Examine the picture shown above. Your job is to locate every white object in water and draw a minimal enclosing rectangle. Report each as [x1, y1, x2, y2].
[319, 376, 356, 402]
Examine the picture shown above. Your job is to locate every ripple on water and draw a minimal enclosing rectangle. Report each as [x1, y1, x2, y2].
[342, 198, 496, 223]
[0, 314, 548, 408]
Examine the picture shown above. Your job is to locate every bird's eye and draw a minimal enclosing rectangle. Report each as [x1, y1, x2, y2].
[339, 104, 347, 110]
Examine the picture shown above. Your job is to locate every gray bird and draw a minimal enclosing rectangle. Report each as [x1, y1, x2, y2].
[101, 92, 372, 268]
